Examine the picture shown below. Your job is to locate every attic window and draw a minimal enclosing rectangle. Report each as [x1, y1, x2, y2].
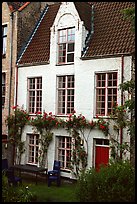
[58, 27, 75, 64]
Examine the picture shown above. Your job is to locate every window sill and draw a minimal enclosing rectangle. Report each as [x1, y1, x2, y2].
[93, 116, 111, 119]
[56, 62, 74, 66]
[61, 169, 71, 173]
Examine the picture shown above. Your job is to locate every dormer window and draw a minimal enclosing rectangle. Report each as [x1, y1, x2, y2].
[58, 27, 75, 64]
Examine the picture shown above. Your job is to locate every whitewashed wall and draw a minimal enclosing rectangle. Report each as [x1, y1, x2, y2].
[17, 2, 132, 178]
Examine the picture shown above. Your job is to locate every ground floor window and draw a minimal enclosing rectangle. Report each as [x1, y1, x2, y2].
[27, 134, 39, 165]
[56, 136, 71, 170]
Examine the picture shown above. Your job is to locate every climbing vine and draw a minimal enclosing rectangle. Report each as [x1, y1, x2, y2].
[6, 107, 109, 175]
[30, 111, 62, 167]
[65, 111, 109, 177]
[6, 106, 30, 164]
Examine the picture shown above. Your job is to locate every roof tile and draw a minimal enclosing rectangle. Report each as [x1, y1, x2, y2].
[18, 2, 135, 65]
[84, 2, 135, 57]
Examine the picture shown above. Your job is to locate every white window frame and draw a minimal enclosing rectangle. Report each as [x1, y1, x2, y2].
[27, 134, 39, 165]
[56, 136, 71, 170]
[58, 27, 75, 64]
[57, 75, 75, 115]
[95, 72, 118, 116]
[27, 77, 42, 114]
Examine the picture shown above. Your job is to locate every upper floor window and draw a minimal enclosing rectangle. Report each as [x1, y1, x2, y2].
[28, 77, 42, 114]
[2, 25, 8, 57]
[58, 27, 75, 64]
[95, 72, 117, 116]
[2, 73, 6, 107]
[57, 75, 75, 115]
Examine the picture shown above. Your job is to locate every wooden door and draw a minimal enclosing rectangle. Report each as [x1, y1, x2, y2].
[95, 146, 109, 171]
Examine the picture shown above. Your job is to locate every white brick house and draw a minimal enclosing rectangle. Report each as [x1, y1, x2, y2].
[15, 2, 135, 179]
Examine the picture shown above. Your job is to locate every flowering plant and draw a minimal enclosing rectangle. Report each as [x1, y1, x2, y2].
[110, 103, 127, 129]
[96, 117, 109, 136]
[30, 111, 62, 133]
[30, 112, 62, 167]
[6, 106, 30, 164]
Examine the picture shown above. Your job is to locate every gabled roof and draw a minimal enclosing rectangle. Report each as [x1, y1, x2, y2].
[7, 2, 30, 12]
[18, 3, 61, 66]
[17, 2, 135, 66]
[74, 2, 92, 31]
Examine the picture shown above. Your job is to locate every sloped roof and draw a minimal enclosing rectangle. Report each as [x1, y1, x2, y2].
[84, 2, 135, 58]
[18, 2, 135, 66]
[18, 3, 61, 65]
[74, 2, 92, 31]
[7, 2, 30, 12]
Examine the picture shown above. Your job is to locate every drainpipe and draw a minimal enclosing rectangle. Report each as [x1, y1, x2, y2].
[120, 55, 124, 159]
[8, 12, 13, 117]
[14, 65, 18, 107]
[7, 11, 14, 166]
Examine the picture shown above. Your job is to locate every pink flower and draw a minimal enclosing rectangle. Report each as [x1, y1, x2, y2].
[49, 112, 52, 115]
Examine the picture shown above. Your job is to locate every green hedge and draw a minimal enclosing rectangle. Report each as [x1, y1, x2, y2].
[76, 160, 135, 202]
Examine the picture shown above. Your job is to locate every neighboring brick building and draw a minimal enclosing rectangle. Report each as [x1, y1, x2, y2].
[2, 2, 59, 162]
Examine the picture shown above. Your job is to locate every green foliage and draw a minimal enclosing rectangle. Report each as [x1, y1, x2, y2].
[6, 108, 109, 172]
[76, 160, 135, 202]
[110, 79, 135, 163]
[30, 111, 62, 133]
[6, 106, 30, 164]
[121, 7, 135, 32]
[65, 112, 108, 177]
[96, 117, 109, 136]
[30, 112, 62, 167]
[70, 130, 88, 177]
[2, 172, 35, 202]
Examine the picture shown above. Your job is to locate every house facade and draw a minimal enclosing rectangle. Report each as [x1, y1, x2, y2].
[15, 2, 134, 179]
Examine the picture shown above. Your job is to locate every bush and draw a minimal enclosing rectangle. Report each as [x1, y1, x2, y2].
[76, 160, 135, 202]
[2, 172, 36, 202]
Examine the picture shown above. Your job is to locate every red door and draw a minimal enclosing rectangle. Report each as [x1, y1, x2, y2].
[95, 146, 109, 171]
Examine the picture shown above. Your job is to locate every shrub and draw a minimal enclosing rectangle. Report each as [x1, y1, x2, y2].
[76, 160, 135, 202]
[2, 172, 36, 202]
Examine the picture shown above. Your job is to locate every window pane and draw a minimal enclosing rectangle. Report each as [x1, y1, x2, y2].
[67, 53, 74, 62]
[67, 43, 74, 52]
[59, 29, 66, 43]
[67, 28, 75, 41]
